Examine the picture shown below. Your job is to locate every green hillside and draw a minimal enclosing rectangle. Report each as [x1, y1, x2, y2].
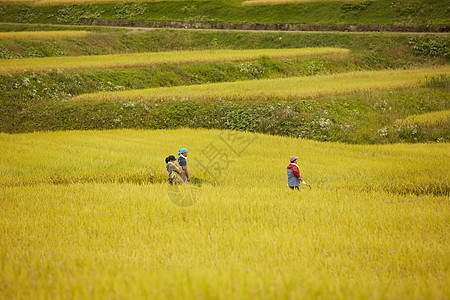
[1, 25, 448, 143]
[0, 1, 449, 299]
[0, 1, 448, 143]
[0, 0, 448, 26]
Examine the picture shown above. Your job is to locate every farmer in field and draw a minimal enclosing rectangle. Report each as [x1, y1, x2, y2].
[165, 155, 183, 185]
[178, 148, 190, 183]
[287, 156, 303, 190]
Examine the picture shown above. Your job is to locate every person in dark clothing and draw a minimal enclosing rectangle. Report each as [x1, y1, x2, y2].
[165, 155, 182, 185]
[178, 148, 190, 183]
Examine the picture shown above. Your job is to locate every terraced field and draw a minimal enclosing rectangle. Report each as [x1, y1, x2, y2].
[1, 129, 449, 298]
[0, 47, 349, 73]
[73, 66, 450, 102]
[395, 109, 450, 128]
[0, 3, 449, 299]
[0, 30, 90, 40]
[241, 0, 360, 5]
[0, 0, 178, 4]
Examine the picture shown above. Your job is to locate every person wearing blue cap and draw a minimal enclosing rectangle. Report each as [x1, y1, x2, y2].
[178, 148, 190, 183]
[165, 155, 182, 185]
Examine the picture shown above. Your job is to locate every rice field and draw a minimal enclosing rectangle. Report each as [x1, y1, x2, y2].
[0, 129, 449, 299]
[0, 30, 90, 40]
[1, 11, 449, 298]
[395, 109, 450, 128]
[0, 0, 357, 5]
[0, 47, 349, 74]
[241, 0, 362, 5]
[0, 0, 184, 5]
[73, 66, 450, 103]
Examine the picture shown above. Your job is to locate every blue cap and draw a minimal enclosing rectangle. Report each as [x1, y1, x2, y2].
[168, 155, 176, 161]
[178, 148, 188, 156]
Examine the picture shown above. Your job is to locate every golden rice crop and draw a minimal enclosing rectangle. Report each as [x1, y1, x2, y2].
[0, 128, 448, 196]
[0, 129, 449, 299]
[0, 47, 349, 74]
[0, 0, 178, 5]
[73, 66, 450, 103]
[242, 0, 361, 5]
[0, 30, 90, 40]
[395, 109, 450, 128]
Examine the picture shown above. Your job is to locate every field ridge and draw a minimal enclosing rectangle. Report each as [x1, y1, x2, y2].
[73, 66, 450, 102]
[0, 47, 349, 73]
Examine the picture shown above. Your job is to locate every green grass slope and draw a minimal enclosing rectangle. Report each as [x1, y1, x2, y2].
[0, 0, 448, 26]
[0, 28, 448, 143]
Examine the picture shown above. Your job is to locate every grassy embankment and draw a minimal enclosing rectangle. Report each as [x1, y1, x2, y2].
[0, 26, 448, 142]
[63, 67, 447, 144]
[73, 66, 449, 102]
[3, 0, 378, 4]
[0, 0, 448, 26]
[1, 129, 449, 299]
[1, 23, 447, 60]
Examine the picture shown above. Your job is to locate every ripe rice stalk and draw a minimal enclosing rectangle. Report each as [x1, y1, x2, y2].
[242, 0, 362, 5]
[0, 128, 448, 195]
[1, 129, 448, 300]
[73, 66, 450, 103]
[0, 0, 178, 5]
[395, 109, 450, 128]
[0, 47, 349, 74]
[0, 30, 90, 40]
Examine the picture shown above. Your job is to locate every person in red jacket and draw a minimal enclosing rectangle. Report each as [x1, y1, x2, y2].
[287, 156, 302, 190]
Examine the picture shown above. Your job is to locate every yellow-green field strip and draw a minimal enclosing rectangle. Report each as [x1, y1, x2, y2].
[0, 48, 349, 74]
[0, 30, 90, 40]
[0, 0, 179, 5]
[242, 0, 361, 5]
[0, 47, 350, 74]
[0, 129, 448, 299]
[73, 66, 450, 102]
[0, 129, 448, 194]
[396, 109, 450, 128]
